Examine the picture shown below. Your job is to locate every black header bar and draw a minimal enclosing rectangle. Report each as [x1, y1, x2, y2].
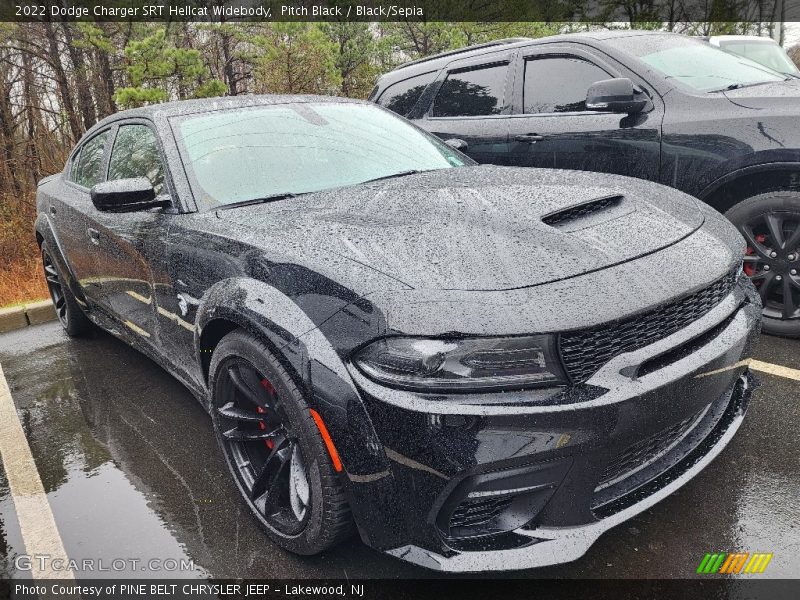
[3, 0, 800, 23]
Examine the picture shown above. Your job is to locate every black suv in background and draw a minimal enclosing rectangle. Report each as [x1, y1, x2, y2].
[370, 30, 800, 337]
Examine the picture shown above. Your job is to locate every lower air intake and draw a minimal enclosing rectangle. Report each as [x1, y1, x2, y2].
[448, 496, 513, 530]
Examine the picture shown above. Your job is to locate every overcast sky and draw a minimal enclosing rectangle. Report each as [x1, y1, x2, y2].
[785, 22, 800, 47]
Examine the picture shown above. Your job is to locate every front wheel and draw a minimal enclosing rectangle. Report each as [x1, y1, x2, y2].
[209, 330, 353, 555]
[726, 191, 800, 338]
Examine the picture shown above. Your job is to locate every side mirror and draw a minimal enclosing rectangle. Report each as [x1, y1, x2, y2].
[444, 138, 469, 152]
[90, 178, 168, 213]
[586, 78, 647, 114]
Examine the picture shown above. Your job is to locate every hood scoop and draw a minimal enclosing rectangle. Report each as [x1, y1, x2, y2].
[542, 194, 625, 230]
[222, 166, 703, 292]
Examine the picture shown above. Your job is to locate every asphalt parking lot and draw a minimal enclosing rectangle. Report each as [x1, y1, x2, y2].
[0, 322, 798, 580]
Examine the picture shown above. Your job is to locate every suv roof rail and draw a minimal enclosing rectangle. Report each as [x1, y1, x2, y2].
[395, 38, 532, 71]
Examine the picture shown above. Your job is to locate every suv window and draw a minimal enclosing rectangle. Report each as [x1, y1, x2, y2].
[108, 124, 165, 194]
[378, 71, 437, 116]
[432, 63, 509, 117]
[71, 131, 110, 188]
[524, 57, 611, 114]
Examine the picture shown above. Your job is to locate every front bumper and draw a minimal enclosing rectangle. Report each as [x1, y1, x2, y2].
[383, 371, 753, 571]
[315, 277, 761, 572]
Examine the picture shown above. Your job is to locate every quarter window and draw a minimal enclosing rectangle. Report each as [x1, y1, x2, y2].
[108, 124, 165, 194]
[71, 131, 110, 188]
[431, 63, 509, 117]
[524, 57, 611, 114]
[378, 71, 437, 116]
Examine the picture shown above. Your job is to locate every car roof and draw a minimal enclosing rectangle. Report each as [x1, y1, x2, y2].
[375, 29, 677, 88]
[708, 35, 780, 44]
[89, 94, 366, 132]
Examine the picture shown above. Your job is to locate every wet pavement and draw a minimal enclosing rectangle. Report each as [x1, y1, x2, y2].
[0, 322, 798, 580]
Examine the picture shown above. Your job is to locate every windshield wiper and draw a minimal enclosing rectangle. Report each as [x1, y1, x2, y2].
[219, 192, 298, 209]
[357, 170, 424, 185]
[707, 80, 784, 93]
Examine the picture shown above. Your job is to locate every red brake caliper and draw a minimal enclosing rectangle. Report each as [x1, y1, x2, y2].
[744, 234, 767, 278]
[258, 379, 276, 449]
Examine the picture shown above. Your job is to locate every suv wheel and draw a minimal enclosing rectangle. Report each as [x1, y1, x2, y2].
[726, 191, 800, 337]
[209, 330, 353, 554]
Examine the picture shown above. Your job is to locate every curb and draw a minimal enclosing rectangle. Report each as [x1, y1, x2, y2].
[0, 300, 56, 333]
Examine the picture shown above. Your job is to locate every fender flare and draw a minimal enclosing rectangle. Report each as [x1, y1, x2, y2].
[194, 277, 391, 488]
[34, 212, 88, 305]
[698, 161, 800, 202]
[194, 277, 349, 381]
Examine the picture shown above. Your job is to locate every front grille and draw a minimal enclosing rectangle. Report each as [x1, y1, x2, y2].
[598, 412, 699, 488]
[559, 272, 738, 383]
[449, 496, 512, 530]
[542, 195, 622, 227]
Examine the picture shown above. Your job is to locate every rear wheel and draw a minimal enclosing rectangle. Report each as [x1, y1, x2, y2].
[209, 330, 353, 554]
[726, 192, 800, 338]
[41, 244, 92, 337]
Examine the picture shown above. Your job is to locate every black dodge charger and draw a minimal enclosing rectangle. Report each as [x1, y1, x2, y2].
[35, 96, 760, 572]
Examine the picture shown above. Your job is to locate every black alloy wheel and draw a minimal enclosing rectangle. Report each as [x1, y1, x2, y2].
[40, 244, 92, 337]
[215, 357, 311, 535]
[727, 192, 800, 337]
[209, 330, 353, 554]
[42, 249, 68, 327]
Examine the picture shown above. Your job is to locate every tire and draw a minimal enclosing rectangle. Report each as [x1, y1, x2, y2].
[209, 329, 353, 555]
[41, 243, 93, 337]
[725, 191, 800, 338]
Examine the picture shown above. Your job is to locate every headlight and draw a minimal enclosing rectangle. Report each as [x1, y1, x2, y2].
[352, 335, 566, 393]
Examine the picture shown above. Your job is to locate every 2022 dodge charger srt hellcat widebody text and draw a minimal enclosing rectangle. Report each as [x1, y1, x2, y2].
[35, 96, 760, 572]
[371, 30, 800, 337]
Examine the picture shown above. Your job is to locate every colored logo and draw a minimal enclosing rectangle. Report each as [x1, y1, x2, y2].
[696, 552, 773, 574]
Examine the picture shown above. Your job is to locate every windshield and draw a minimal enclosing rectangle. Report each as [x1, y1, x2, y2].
[606, 34, 787, 92]
[173, 102, 470, 206]
[718, 40, 800, 76]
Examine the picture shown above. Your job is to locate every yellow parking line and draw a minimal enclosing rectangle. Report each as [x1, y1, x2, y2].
[123, 319, 151, 338]
[157, 306, 195, 332]
[125, 290, 152, 305]
[750, 360, 800, 381]
[0, 364, 75, 580]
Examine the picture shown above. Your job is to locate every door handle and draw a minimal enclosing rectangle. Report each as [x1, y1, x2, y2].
[515, 134, 544, 143]
[49, 205, 57, 216]
[87, 228, 100, 245]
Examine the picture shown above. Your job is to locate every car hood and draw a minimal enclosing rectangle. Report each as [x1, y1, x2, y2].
[220, 166, 703, 292]
[722, 79, 800, 109]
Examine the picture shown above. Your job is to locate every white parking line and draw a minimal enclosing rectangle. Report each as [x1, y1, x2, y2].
[0, 363, 75, 580]
[750, 359, 800, 381]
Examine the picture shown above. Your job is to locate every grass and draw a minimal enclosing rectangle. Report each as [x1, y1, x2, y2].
[1, 191, 49, 307]
[0, 257, 50, 307]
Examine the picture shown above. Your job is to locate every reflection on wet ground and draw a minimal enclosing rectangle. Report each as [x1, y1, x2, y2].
[0, 323, 797, 579]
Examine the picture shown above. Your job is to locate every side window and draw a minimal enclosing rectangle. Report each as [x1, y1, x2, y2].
[71, 131, 110, 188]
[378, 71, 437, 116]
[108, 124, 165, 195]
[524, 56, 611, 114]
[431, 63, 509, 118]
[67, 148, 81, 179]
